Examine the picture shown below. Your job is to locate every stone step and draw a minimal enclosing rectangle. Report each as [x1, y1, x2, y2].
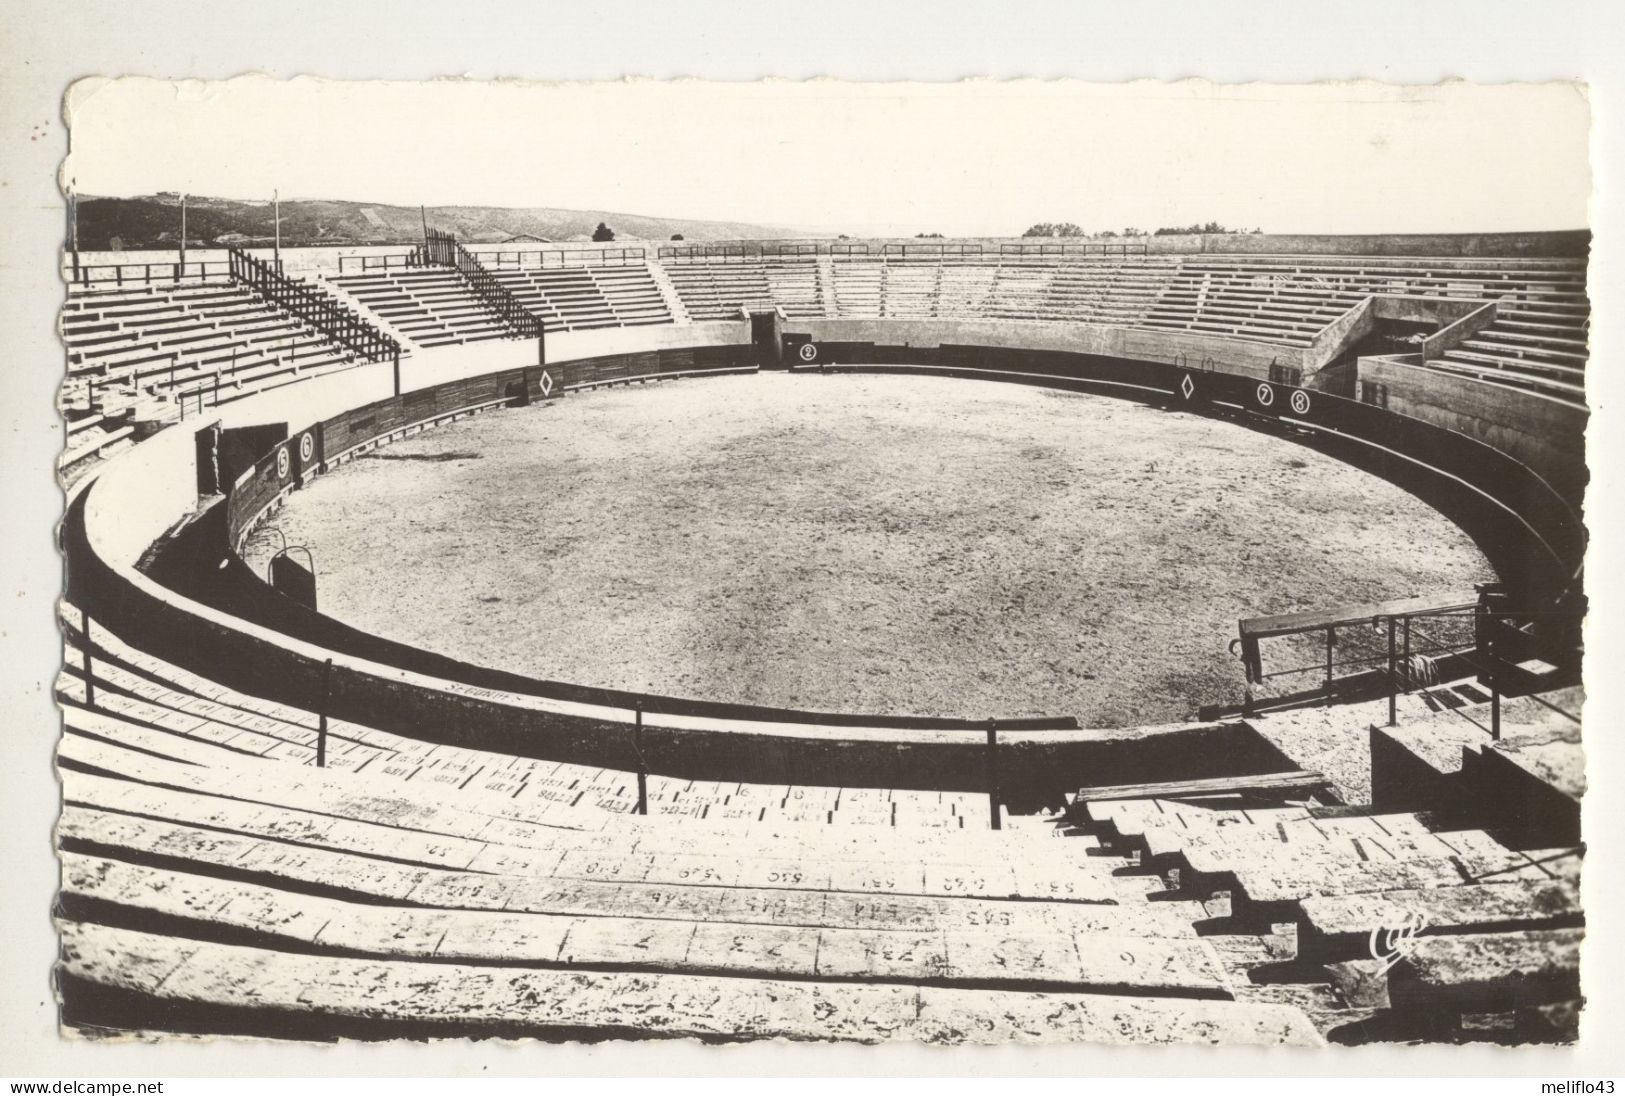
[1299, 880, 1582, 963]
[60, 853, 1225, 995]
[57, 921, 1325, 1045]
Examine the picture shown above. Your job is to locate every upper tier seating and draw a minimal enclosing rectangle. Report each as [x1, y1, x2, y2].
[60, 277, 365, 410]
[58, 276, 380, 478]
[77, 252, 1580, 419]
[488, 263, 672, 333]
[661, 252, 1587, 408]
[324, 267, 516, 348]
[1146, 255, 1589, 406]
[1430, 315, 1588, 405]
[663, 258, 829, 320]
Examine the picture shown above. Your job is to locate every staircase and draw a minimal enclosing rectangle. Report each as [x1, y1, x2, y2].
[226, 247, 400, 364]
[644, 258, 692, 324]
[420, 229, 544, 340]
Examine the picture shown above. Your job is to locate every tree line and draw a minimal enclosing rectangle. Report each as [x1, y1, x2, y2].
[1021, 221, 1263, 238]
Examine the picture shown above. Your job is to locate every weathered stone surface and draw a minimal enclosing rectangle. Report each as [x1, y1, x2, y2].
[1400, 928, 1583, 994]
[58, 750, 1122, 904]
[61, 849, 1234, 998]
[1302, 881, 1581, 937]
[912, 985, 1324, 1046]
[58, 923, 1323, 1045]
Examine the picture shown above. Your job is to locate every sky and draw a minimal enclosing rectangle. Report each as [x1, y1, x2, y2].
[63, 77, 1592, 237]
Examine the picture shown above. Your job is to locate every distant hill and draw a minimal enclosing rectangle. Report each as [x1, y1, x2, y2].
[74, 194, 806, 250]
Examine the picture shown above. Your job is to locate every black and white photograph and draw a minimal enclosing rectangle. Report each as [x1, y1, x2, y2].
[3, 2, 1623, 1083]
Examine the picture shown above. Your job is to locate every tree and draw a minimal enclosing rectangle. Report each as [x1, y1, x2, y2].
[1022, 222, 1086, 238]
[670, 233, 685, 241]
[915, 232, 944, 238]
[1153, 221, 1250, 236]
[592, 222, 615, 242]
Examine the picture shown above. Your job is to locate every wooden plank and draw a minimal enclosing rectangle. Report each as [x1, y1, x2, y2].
[1239, 594, 1477, 641]
[1075, 771, 1327, 805]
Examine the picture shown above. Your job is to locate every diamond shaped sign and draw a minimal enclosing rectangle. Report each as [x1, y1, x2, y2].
[539, 369, 554, 397]
[1180, 373, 1195, 400]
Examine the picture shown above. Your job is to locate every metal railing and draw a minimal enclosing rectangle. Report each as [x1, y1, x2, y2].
[227, 247, 401, 363]
[467, 247, 648, 269]
[66, 259, 234, 286]
[420, 229, 544, 339]
[1234, 589, 1581, 737]
[657, 241, 1151, 262]
[998, 241, 1149, 259]
[660, 244, 752, 262]
[335, 252, 419, 275]
[1236, 596, 1479, 715]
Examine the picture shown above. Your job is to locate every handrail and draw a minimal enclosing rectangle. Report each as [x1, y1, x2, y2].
[466, 246, 647, 269]
[226, 247, 400, 364]
[66, 260, 233, 286]
[656, 240, 1150, 261]
[336, 252, 418, 275]
[1232, 588, 1581, 728]
[421, 229, 544, 339]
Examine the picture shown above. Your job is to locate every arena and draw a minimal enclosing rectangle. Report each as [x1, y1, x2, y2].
[55, 227, 1588, 1047]
[238, 373, 1489, 726]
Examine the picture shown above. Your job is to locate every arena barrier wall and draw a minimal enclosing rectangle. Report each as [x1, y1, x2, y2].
[66, 325, 1583, 793]
[1356, 354, 1588, 500]
[785, 318, 1306, 384]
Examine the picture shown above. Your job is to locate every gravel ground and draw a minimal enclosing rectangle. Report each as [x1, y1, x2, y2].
[243, 373, 1490, 726]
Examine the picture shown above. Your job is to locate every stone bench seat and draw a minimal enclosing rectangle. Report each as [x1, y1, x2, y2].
[1429, 355, 1586, 399]
[57, 762, 1126, 915]
[1458, 334, 1587, 365]
[59, 423, 136, 469]
[1297, 879, 1582, 963]
[58, 852, 1227, 997]
[1495, 318, 1589, 341]
[1158, 302, 1329, 329]
[1388, 928, 1583, 1015]
[56, 921, 1323, 1045]
[1137, 317, 1313, 347]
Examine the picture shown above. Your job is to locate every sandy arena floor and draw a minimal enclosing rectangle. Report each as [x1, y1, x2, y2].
[242, 373, 1492, 726]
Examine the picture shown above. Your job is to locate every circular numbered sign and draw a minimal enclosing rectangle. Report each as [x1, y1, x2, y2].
[1290, 390, 1312, 416]
[1255, 383, 1275, 407]
[276, 447, 291, 480]
[299, 432, 315, 462]
[798, 342, 818, 362]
